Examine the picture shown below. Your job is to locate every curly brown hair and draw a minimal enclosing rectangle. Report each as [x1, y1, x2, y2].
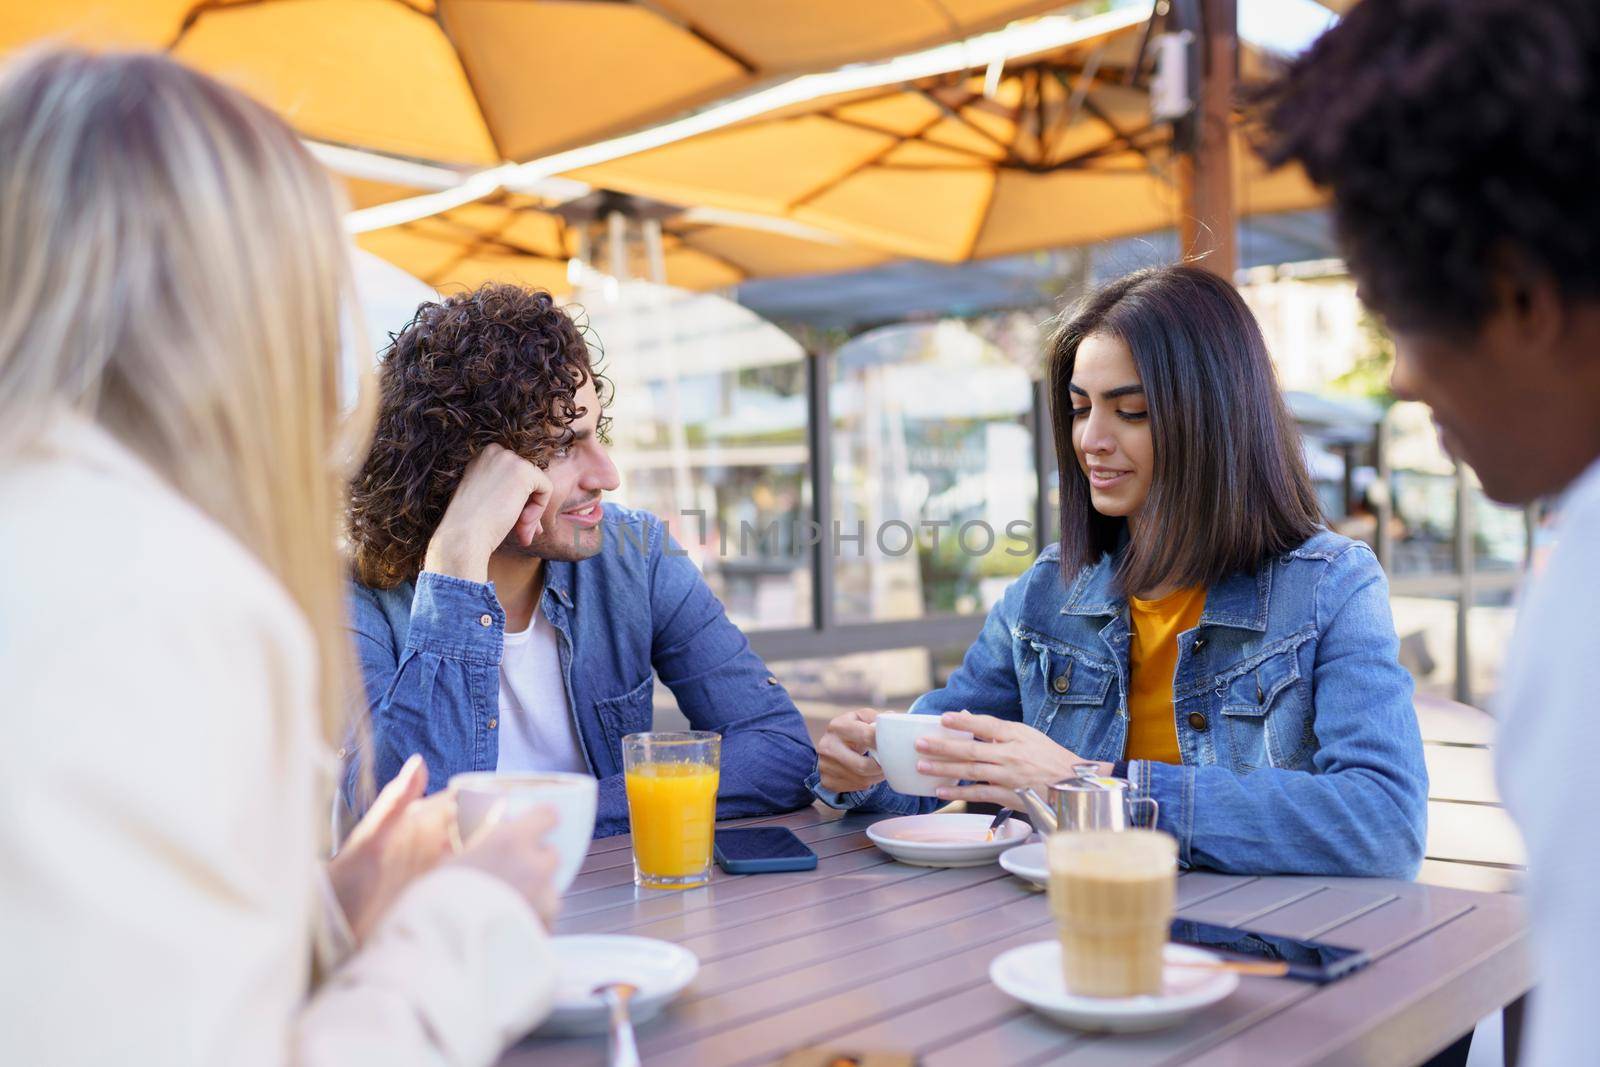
[347, 284, 612, 589]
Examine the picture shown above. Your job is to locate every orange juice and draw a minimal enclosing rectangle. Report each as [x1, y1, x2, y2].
[624, 761, 720, 885]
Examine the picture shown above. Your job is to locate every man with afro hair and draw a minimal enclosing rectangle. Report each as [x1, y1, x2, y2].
[1259, 3, 1600, 1063]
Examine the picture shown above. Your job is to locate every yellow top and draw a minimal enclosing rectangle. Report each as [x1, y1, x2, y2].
[1125, 586, 1207, 764]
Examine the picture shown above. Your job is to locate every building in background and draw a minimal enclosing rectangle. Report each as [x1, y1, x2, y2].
[562, 247, 1531, 722]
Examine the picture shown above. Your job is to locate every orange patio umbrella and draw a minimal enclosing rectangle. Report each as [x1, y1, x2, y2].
[2, 0, 1071, 166]
[558, 18, 1327, 263]
[345, 178, 888, 295]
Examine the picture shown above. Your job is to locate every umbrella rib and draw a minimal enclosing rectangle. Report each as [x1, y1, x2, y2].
[1023, 65, 1062, 166]
[917, 0, 965, 40]
[916, 88, 1013, 159]
[422, 201, 578, 287]
[1048, 124, 1168, 170]
[1078, 92, 1164, 172]
[431, 0, 522, 163]
[822, 112, 996, 165]
[1041, 48, 1107, 163]
[169, 0, 431, 50]
[169, 0, 273, 49]
[628, 1, 759, 74]
[784, 95, 978, 212]
[423, 209, 562, 261]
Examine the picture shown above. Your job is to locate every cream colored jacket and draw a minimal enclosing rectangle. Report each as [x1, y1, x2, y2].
[0, 419, 555, 1065]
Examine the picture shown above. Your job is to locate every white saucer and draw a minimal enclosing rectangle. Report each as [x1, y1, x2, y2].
[990, 941, 1239, 1033]
[999, 841, 1049, 887]
[535, 935, 699, 1037]
[866, 813, 1032, 867]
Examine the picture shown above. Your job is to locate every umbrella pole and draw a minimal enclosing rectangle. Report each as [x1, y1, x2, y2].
[1177, 0, 1238, 280]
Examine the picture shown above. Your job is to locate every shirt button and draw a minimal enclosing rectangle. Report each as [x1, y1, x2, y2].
[335, 747, 348, 760]
[1052, 674, 1070, 694]
[1192, 637, 1207, 653]
[488, 718, 498, 730]
[1188, 712, 1209, 731]
[479, 613, 493, 627]
[765, 675, 779, 686]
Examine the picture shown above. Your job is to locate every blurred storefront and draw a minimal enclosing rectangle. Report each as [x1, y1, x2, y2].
[572, 256, 1533, 735]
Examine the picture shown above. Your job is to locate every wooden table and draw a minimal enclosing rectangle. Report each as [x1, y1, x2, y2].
[505, 806, 1529, 1067]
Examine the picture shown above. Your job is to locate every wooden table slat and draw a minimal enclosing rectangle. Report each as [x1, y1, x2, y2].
[1169, 876, 1327, 928]
[1179, 899, 1527, 1067]
[1233, 885, 1398, 940]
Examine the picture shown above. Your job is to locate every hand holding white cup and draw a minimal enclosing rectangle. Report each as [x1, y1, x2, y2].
[868, 712, 975, 797]
[450, 771, 598, 895]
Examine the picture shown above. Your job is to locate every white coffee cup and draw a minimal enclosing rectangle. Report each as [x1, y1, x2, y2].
[450, 771, 598, 895]
[869, 712, 974, 797]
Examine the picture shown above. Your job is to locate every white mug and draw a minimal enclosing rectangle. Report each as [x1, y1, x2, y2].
[450, 771, 598, 895]
[869, 712, 974, 797]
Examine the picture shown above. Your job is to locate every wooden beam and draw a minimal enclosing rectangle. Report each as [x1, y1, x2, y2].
[1178, 0, 1237, 279]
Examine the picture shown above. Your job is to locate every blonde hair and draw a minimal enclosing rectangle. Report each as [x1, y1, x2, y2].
[0, 48, 371, 756]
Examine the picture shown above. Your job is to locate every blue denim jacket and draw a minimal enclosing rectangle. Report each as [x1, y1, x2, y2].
[346, 504, 817, 838]
[810, 531, 1428, 878]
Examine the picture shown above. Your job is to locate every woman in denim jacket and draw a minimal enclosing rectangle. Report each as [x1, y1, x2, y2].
[813, 266, 1428, 879]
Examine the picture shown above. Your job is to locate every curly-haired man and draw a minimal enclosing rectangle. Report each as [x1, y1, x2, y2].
[343, 284, 815, 837]
[1260, 3, 1600, 1063]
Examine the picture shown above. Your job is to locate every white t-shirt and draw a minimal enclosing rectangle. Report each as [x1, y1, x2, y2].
[496, 606, 588, 774]
[1496, 455, 1600, 1067]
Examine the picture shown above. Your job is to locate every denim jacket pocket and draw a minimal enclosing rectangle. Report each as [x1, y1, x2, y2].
[593, 675, 655, 756]
[1014, 626, 1115, 738]
[1044, 649, 1114, 710]
[1217, 642, 1315, 771]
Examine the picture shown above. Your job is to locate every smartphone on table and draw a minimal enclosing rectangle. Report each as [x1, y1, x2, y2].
[713, 827, 818, 874]
[1169, 918, 1372, 983]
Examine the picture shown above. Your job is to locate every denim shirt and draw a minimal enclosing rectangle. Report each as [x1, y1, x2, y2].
[810, 531, 1429, 878]
[346, 504, 817, 838]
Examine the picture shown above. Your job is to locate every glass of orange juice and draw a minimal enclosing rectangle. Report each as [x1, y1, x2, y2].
[622, 731, 721, 890]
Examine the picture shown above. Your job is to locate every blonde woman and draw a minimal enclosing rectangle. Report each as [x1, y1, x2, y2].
[0, 50, 562, 1064]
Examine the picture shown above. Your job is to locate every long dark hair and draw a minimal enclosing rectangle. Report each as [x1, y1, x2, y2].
[1048, 265, 1322, 595]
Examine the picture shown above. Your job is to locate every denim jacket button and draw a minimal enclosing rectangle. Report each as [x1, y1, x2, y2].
[1052, 674, 1070, 694]
[1192, 637, 1207, 653]
[765, 675, 779, 686]
[488, 717, 498, 730]
[1188, 711, 1209, 731]
[479, 613, 493, 627]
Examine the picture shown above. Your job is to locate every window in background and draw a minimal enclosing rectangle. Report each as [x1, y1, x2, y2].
[1473, 483, 1528, 574]
[1385, 402, 1460, 579]
[582, 282, 812, 631]
[767, 644, 976, 742]
[1380, 401, 1532, 705]
[1467, 588, 1520, 707]
[830, 320, 1038, 623]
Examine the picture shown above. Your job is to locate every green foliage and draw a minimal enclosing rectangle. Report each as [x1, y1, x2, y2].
[1328, 310, 1396, 404]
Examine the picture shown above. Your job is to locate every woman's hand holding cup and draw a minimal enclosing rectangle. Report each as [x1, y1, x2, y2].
[327, 754, 458, 945]
[817, 708, 885, 794]
[450, 805, 564, 928]
[913, 710, 1109, 807]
